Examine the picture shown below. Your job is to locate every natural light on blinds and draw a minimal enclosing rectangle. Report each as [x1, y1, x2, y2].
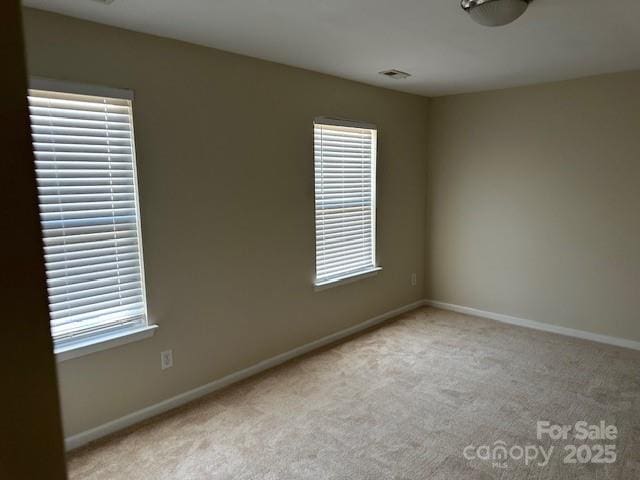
[28, 87, 148, 343]
[314, 120, 377, 285]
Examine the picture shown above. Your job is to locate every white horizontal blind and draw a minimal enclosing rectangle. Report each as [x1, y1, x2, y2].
[314, 121, 377, 284]
[28, 87, 148, 342]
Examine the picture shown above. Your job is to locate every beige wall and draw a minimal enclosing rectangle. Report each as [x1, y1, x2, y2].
[22, 8, 428, 437]
[426, 71, 640, 342]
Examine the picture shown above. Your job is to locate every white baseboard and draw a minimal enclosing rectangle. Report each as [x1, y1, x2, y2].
[424, 299, 640, 352]
[65, 299, 424, 451]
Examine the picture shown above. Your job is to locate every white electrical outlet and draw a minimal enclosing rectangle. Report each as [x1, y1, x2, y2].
[411, 273, 417, 287]
[161, 350, 173, 370]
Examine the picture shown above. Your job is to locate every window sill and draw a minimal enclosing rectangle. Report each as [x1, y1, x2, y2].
[314, 267, 382, 291]
[54, 324, 158, 363]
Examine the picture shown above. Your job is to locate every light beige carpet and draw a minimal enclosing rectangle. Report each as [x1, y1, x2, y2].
[68, 307, 640, 479]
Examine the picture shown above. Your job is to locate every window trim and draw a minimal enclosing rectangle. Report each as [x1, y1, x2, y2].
[30, 76, 134, 101]
[314, 266, 382, 291]
[313, 117, 381, 289]
[55, 324, 157, 363]
[29, 77, 154, 358]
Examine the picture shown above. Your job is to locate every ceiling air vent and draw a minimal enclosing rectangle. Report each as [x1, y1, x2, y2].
[379, 69, 411, 80]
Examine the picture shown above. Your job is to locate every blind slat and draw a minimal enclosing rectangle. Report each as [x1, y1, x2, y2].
[317, 259, 373, 277]
[32, 134, 132, 146]
[50, 301, 145, 326]
[48, 274, 141, 296]
[45, 245, 140, 265]
[31, 125, 132, 138]
[49, 288, 143, 313]
[46, 262, 141, 283]
[42, 222, 138, 238]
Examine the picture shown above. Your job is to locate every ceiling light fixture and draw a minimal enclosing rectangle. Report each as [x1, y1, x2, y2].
[461, 0, 532, 27]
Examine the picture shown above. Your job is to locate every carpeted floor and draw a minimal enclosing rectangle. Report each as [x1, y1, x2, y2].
[67, 307, 640, 479]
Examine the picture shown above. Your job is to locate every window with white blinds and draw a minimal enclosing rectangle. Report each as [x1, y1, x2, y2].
[314, 119, 378, 286]
[28, 80, 148, 345]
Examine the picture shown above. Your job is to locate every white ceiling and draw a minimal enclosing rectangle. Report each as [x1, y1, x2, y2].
[22, 0, 640, 97]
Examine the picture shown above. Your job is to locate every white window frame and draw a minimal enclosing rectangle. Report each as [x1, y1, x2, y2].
[313, 117, 381, 290]
[29, 77, 156, 362]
